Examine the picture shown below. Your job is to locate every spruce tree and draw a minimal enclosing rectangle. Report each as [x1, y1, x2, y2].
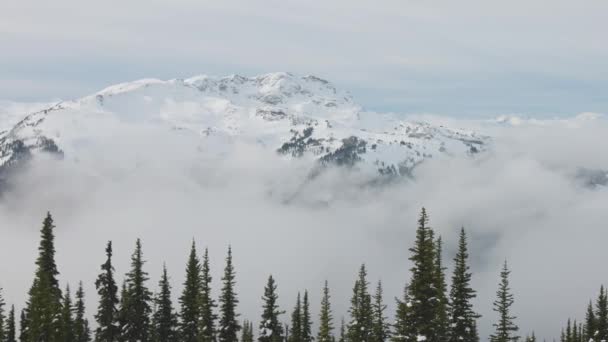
[317, 281, 334, 342]
[151, 264, 178, 342]
[347, 264, 373, 342]
[448, 228, 479, 342]
[7, 304, 16, 342]
[259, 275, 284, 342]
[0, 288, 5, 342]
[371, 281, 389, 342]
[585, 300, 597, 341]
[23, 212, 63, 342]
[301, 291, 312, 342]
[218, 246, 241, 342]
[524, 333, 536, 342]
[434, 237, 449, 342]
[242, 320, 255, 342]
[180, 241, 202, 342]
[59, 285, 75, 342]
[20, 309, 28, 342]
[74, 282, 91, 342]
[95, 241, 120, 342]
[489, 261, 519, 342]
[120, 238, 152, 342]
[116, 281, 129, 341]
[200, 247, 217, 342]
[392, 285, 415, 342]
[338, 318, 345, 342]
[289, 293, 302, 342]
[596, 286, 608, 341]
[407, 208, 443, 341]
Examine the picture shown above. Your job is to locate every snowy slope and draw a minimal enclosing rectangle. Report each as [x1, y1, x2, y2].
[0, 73, 487, 177]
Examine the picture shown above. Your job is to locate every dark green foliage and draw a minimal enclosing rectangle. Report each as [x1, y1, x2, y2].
[317, 281, 334, 342]
[74, 282, 91, 342]
[302, 291, 312, 342]
[7, 304, 16, 342]
[448, 228, 479, 342]
[180, 241, 202, 342]
[242, 320, 255, 342]
[596, 286, 608, 341]
[59, 285, 75, 342]
[259, 275, 284, 342]
[392, 285, 415, 342]
[406, 208, 443, 341]
[218, 246, 241, 342]
[199, 248, 217, 342]
[151, 265, 178, 342]
[289, 293, 302, 342]
[120, 239, 152, 342]
[585, 301, 596, 341]
[489, 261, 519, 342]
[338, 318, 345, 342]
[20, 309, 28, 342]
[23, 212, 63, 342]
[0, 288, 5, 342]
[95, 241, 119, 342]
[347, 264, 373, 342]
[434, 237, 449, 342]
[371, 281, 390, 342]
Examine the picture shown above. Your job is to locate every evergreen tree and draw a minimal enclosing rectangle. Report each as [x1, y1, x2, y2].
[59, 285, 75, 342]
[489, 261, 519, 342]
[120, 239, 152, 342]
[20, 309, 28, 342]
[434, 237, 449, 342]
[259, 275, 284, 342]
[524, 332, 536, 342]
[200, 248, 217, 342]
[180, 241, 202, 342]
[0, 288, 5, 342]
[317, 281, 334, 342]
[338, 318, 346, 342]
[572, 320, 579, 342]
[392, 285, 415, 342]
[407, 208, 442, 341]
[7, 305, 16, 342]
[95, 241, 120, 342]
[596, 286, 608, 342]
[371, 281, 389, 342]
[301, 291, 312, 342]
[23, 212, 63, 342]
[218, 246, 241, 342]
[74, 282, 91, 342]
[585, 300, 597, 341]
[289, 293, 302, 342]
[151, 264, 178, 342]
[347, 264, 373, 342]
[448, 228, 479, 342]
[242, 320, 255, 342]
[116, 281, 129, 341]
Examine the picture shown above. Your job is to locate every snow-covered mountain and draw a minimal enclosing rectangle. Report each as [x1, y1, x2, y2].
[0, 72, 487, 180]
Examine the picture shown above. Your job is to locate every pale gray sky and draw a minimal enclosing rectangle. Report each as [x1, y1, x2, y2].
[2, 0, 607, 116]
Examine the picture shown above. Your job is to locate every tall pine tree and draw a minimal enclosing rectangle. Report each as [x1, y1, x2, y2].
[489, 261, 519, 342]
[74, 282, 91, 342]
[301, 291, 312, 342]
[259, 275, 284, 342]
[180, 241, 202, 342]
[289, 293, 302, 342]
[23, 212, 63, 342]
[7, 304, 16, 342]
[218, 246, 240, 342]
[242, 320, 255, 342]
[95, 241, 120, 342]
[596, 286, 608, 342]
[347, 264, 373, 342]
[371, 281, 389, 342]
[200, 247, 217, 342]
[59, 285, 75, 342]
[120, 238, 152, 342]
[392, 285, 415, 342]
[151, 264, 178, 342]
[586, 300, 597, 341]
[317, 281, 334, 342]
[434, 237, 449, 342]
[448, 228, 479, 342]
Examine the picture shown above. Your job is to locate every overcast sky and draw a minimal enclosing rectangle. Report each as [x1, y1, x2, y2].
[2, 0, 607, 117]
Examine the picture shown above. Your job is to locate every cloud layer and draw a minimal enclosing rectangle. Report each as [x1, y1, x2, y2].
[0, 113, 607, 340]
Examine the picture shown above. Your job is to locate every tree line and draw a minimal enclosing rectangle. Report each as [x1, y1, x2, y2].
[0, 209, 600, 342]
